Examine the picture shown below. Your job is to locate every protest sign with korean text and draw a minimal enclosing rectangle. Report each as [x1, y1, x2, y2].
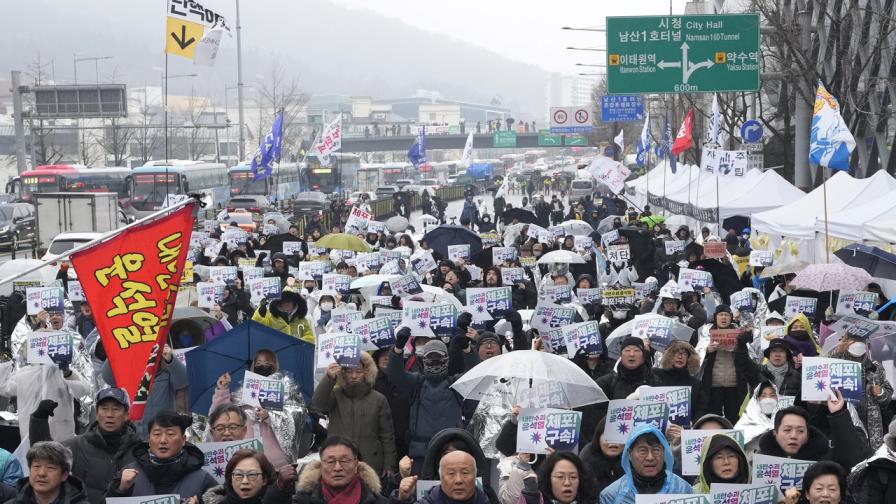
[345, 206, 371, 232]
[606, 244, 631, 263]
[730, 290, 754, 313]
[543, 284, 573, 304]
[351, 317, 395, 349]
[26, 286, 64, 315]
[526, 224, 553, 244]
[604, 399, 670, 443]
[467, 287, 512, 318]
[108, 496, 180, 504]
[516, 408, 582, 454]
[402, 301, 435, 337]
[801, 356, 863, 404]
[835, 291, 877, 316]
[493, 246, 518, 264]
[641, 386, 692, 427]
[447, 245, 471, 263]
[602, 288, 635, 306]
[529, 303, 577, 333]
[241, 371, 286, 411]
[709, 484, 778, 504]
[330, 309, 364, 333]
[710, 328, 742, 351]
[67, 280, 84, 302]
[665, 240, 685, 255]
[247, 277, 281, 303]
[635, 495, 710, 504]
[561, 321, 602, 358]
[241, 266, 264, 282]
[749, 250, 774, 267]
[501, 267, 525, 285]
[332, 334, 362, 367]
[298, 261, 327, 281]
[784, 296, 817, 319]
[27, 331, 74, 365]
[574, 235, 594, 253]
[209, 266, 238, 285]
[751, 454, 815, 490]
[681, 430, 744, 475]
[411, 251, 438, 275]
[322, 273, 352, 297]
[601, 229, 620, 245]
[678, 268, 714, 291]
[196, 282, 225, 308]
[480, 233, 500, 248]
[576, 288, 602, 304]
[391, 273, 423, 296]
[703, 241, 727, 258]
[197, 438, 263, 483]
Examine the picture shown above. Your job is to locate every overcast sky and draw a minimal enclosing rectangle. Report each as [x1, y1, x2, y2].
[331, 0, 691, 74]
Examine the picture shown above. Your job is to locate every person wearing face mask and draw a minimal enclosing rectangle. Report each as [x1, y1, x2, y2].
[692, 434, 749, 493]
[478, 214, 496, 232]
[783, 314, 821, 365]
[735, 382, 782, 460]
[312, 294, 337, 335]
[827, 337, 893, 450]
[313, 354, 397, 476]
[581, 418, 625, 495]
[387, 327, 479, 472]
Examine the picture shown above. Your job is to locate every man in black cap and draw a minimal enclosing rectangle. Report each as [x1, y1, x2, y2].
[590, 337, 660, 431]
[28, 388, 141, 503]
[746, 338, 802, 398]
[475, 331, 503, 360]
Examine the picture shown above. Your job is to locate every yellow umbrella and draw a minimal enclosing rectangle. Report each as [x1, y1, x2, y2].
[315, 233, 372, 252]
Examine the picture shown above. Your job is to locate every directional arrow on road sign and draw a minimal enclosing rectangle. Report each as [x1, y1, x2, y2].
[655, 42, 714, 84]
[165, 17, 204, 60]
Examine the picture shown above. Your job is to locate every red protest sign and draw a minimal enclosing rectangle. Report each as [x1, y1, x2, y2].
[709, 328, 741, 350]
[71, 204, 194, 420]
[704, 241, 727, 258]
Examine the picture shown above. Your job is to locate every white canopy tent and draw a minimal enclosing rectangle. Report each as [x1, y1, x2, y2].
[711, 169, 805, 221]
[864, 217, 896, 244]
[816, 187, 896, 241]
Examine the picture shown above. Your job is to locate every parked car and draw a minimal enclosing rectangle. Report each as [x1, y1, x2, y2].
[0, 203, 36, 250]
[227, 195, 274, 213]
[395, 179, 414, 189]
[42, 232, 102, 263]
[420, 179, 441, 192]
[347, 191, 377, 206]
[291, 191, 328, 218]
[375, 186, 401, 199]
[220, 210, 258, 232]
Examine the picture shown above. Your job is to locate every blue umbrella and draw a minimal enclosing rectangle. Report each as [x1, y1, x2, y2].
[834, 243, 896, 281]
[185, 320, 315, 416]
[423, 225, 483, 257]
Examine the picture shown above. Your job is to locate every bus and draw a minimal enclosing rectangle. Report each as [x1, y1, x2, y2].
[63, 167, 131, 198]
[382, 162, 412, 185]
[524, 150, 547, 167]
[129, 161, 229, 217]
[500, 154, 525, 172]
[302, 153, 362, 194]
[356, 163, 384, 192]
[7, 164, 86, 202]
[229, 162, 303, 202]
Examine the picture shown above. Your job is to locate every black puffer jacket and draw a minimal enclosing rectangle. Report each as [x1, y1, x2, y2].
[4, 477, 89, 504]
[756, 408, 870, 470]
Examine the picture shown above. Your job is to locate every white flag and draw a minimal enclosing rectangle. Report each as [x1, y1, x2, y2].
[460, 131, 475, 168]
[613, 129, 624, 152]
[707, 94, 721, 145]
[314, 114, 343, 165]
[193, 23, 226, 67]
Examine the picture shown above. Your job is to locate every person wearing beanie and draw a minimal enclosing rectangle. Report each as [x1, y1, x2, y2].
[693, 434, 750, 493]
[847, 417, 896, 503]
[592, 337, 660, 427]
[744, 338, 802, 398]
[387, 325, 480, 472]
[700, 304, 754, 425]
[476, 331, 503, 360]
[655, 340, 709, 446]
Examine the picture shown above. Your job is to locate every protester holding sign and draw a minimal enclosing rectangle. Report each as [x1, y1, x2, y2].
[312, 353, 397, 475]
[251, 288, 314, 344]
[593, 337, 660, 423]
[692, 433, 750, 493]
[700, 305, 754, 425]
[654, 340, 709, 427]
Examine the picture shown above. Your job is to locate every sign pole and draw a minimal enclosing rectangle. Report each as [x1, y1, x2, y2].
[715, 174, 721, 235]
[822, 167, 831, 263]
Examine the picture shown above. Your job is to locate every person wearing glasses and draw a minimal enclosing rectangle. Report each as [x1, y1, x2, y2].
[598, 425, 692, 504]
[207, 402, 290, 471]
[268, 436, 388, 504]
[691, 433, 749, 493]
[200, 449, 279, 504]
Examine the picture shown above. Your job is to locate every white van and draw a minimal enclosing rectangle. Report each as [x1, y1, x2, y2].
[569, 179, 595, 200]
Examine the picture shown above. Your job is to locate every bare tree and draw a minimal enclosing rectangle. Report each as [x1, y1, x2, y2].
[100, 120, 135, 166]
[131, 95, 163, 164]
[174, 89, 213, 161]
[255, 61, 309, 161]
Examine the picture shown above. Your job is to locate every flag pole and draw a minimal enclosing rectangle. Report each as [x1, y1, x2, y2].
[0, 197, 200, 287]
[822, 167, 831, 263]
[715, 174, 721, 236]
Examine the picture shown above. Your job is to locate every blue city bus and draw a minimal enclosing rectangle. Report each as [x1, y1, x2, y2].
[302, 153, 362, 194]
[229, 162, 303, 203]
[129, 161, 230, 218]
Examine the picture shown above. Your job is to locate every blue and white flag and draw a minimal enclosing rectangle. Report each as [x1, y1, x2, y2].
[251, 112, 283, 181]
[408, 125, 426, 167]
[707, 94, 721, 145]
[662, 114, 677, 174]
[460, 131, 474, 168]
[636, 112, 650, 167]
[810, 81, 855, 171]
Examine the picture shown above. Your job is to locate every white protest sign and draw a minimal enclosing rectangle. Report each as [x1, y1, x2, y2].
[345, 206, 371, 232]
[680, 430, 744, 476]
[604, 399, 670, 444]
[640, 386, 692, 427]
[196, 282, 225, 308]
[784, 296, 817, 319]
[492, 246, 518, 264]
[516, 408, 582, 454]
[67, 280, 84, 302]
[447, 245, 471, 263]
[501, 267, 525, 285]
[197, 439, 263, 483]
[605, 244, 631, 262]
[330, 309, 364, 333]
[835, 290, 877, 316]
[241, 371, 286, 411]
[749, 250, 774, 267]
[709, 484, 778, 504]
[751, 454, 815, 490]
[26, 286, 64, 315]
[411, 251, 438, 275]
[677, 267, 714, 291]
[26, 331, 73, 365]
[665, 240, 685, 255]
[282, 241, 304, 255]
[209, 266, 238, 285]
[108, 496, 180, 504]
[801, 356, 863, 404]
[700, 147, 749, 177]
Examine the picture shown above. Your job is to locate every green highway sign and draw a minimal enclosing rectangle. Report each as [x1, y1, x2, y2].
[538, 130, 563, 146]
[564, 135, 588, 146]
[493, 131, 517, 148]
[606, 14, 760, 94]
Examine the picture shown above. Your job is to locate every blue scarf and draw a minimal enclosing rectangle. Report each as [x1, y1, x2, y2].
[147, 448, 186, 466]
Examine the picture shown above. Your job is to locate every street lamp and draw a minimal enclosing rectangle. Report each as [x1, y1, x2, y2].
[566, 47, 606, 52]
[73, 54, 112, 84]
[575, 63, 607, 67]
[561, 26, 606, 32]
[578, 73, 606, 76]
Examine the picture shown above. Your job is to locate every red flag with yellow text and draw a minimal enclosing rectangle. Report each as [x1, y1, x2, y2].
[71, 203, 194, 420]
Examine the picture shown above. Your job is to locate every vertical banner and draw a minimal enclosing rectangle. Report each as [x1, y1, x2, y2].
[71, 203, 194, 420]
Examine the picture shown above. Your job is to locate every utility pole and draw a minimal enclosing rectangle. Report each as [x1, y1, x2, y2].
[235, 0, 246, 162]
[11, 71, 28, 174]
[793, 10, 812, 190]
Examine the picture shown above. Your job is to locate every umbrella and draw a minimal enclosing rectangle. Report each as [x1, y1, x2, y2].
[834, 244, 896, 281]
[689, 259, 742, 304]
[0, 259, 58, 297]
[505, 208, 536, 224]
[597, 215, 625, 234]
[386, 215, 410, 233]
[793, 263, 873, 292]
[420, 284, 463, 310]
[261, 212, 291, 234]
[559, 219, 594, 236]
[350, 274, 402, 290]
[185, 320, 315, 415]
[537, 250, 587, 264]
[419, 214, 439, 224]
[605, 313, 694, 359]
[767, 289, 833, 326]
[262, 233, 303, 255]
[315, 233, 372, 252]
[450, 350, 608, 408]
[423, 225, 483, 257]
[759, 260, 809, 279]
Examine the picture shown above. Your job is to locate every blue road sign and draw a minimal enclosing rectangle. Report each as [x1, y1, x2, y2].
[600, 95, 645, 122]
[740, 120, 764, 143]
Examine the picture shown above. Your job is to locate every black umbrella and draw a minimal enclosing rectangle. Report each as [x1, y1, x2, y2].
[690, 259, 742, 305]
[263, 232, 302, 255]
[834, 243, 896, 280]
[423, 225, 483, 257]
[617, 226, 656, 281]
[505, 208, 536, 224]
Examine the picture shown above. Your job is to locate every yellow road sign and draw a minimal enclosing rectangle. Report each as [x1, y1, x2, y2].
[165, 16, 204, 60]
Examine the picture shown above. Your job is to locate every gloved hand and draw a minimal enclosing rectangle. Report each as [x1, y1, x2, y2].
[458, 312, 473, 332]
[257, 299, 268, 318]
[33, 399, 58, 419]
[506, 311, 523, 333]
[395, 327, 411, 349]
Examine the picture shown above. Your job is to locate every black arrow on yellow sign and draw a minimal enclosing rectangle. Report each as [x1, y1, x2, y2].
[171, 25, 196, 50]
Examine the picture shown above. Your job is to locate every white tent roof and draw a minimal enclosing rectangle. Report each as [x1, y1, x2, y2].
[627, 162, 667, 193]
[644, 165, 700, 203]
[864, 217, 896, 243]
[715, 169, 804, 220]
[664, 169, 761, 207]
[817, 187, 896, 241]
[752, 170, 896, 239]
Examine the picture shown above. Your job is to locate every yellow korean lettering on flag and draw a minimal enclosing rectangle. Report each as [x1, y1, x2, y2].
[71, 204, 195, 420]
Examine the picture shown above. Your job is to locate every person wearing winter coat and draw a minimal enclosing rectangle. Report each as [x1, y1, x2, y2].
[0, 448, 23, 502]
[387, 329, 479, 468]
[252, 288, 315, 344]
[700, 305, 754, 425]
[735, 381, 784, 461]
[419, 428, 499, 504]
[201, 450, 281, 504]
[313, 353, 397, 475]
[755, 399, 870, 472]
[393, 451, 490, 504]
[598, 425, 693, 504]
[593, 337, 660, 425]
[827, 337, 893, 450]
[846, 417, 896, 504]
[654, 340, 710, 422]
[4, 442, 89, 504]
[518, 452, 598, 504]
[579, 418, 624, 496]
[107, 411, 217, 501]
[783, 313, 822, 364]
[692, 434, 750, 493]
[219, 284, 253, 326]
[28, 388, 141, 503]
[264, 436, 388, 504]
[745, 338, 802, 398]
[372, 349, 411, 460]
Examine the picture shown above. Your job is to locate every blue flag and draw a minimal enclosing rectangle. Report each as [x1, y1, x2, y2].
[251, 112, 284, 181]
[662, 114, 677, 174]
[810, 81, 855, 171]
[407, 125, 426, 167]
[636, 112, 651, 167]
